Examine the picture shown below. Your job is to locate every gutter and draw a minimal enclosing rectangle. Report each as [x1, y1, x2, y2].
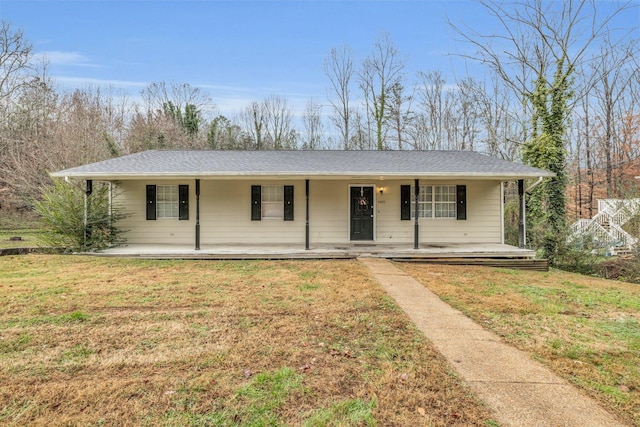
[51, 172, 555, 181]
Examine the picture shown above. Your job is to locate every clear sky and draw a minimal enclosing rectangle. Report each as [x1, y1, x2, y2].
[1, 0, 638, 118]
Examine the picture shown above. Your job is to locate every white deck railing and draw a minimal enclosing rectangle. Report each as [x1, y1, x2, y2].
[569, 198, 640, 251]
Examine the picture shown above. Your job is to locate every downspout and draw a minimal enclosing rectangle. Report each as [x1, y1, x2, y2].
[525, 176, 544, 193]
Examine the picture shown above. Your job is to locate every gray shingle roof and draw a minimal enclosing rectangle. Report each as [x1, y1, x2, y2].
[51, 150, 554, 180]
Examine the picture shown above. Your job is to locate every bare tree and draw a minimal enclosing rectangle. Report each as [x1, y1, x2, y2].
[359, 33, 406, 150]
[302, 98, 324, 150]
[386, 81, 414, 150]
[472, 76, 523, 159]
[589, 37, 639, 196]
[453, 77, 481, 151]
[141, 81, 211, 115]
[350, 109, 368, 150]
[263, 95, 295, 150]
[0, 21, 34, 197]
[54, 88, 116, 164]
[240, 101, 265, 149]
[122, 81, 212, 151]
[324, 45, 354, 150]
[414, 70, 449, 149]
[0, 21, 32, 105]
[0, 63, 58, 200]
[125, 104, 206, 152]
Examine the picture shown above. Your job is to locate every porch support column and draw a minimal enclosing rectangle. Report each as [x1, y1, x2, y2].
[195, 179, 201, 250]
[518, 179, 526, 248]
[414, 179, 419, 249]
[305, 179, 310, 250]
[107, 182, 113, 239]
[84, 179, 93, 248]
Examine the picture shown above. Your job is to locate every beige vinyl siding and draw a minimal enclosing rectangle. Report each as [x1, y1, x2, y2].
[375, 182, 410, 243]
[375, 180, 502, 244]
[115, 180, 194, 245]
[199, 180, 306, 244]
[113, 178, 503, 246]
[420, 180, 502, 243]
[309, 180, 352, 243]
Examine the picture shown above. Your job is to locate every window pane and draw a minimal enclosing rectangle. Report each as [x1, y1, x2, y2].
[410, 185, 431, 218]
[262, 185, 284, 219]
[157, 185, 179, 219]
[411, 185, 456, 218]
[434, 185, 456, 218]
[262, 202, 284, 219]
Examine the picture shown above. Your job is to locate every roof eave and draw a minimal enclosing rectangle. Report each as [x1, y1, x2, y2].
[51, 171, 555, 181]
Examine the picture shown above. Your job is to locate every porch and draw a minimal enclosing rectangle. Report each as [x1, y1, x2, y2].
[92, 242, 536, 260]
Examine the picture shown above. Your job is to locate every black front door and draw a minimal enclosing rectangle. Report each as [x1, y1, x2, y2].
[350, 186, 374, 241]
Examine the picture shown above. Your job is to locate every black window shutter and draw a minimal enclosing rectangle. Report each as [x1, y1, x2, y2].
[284, 185, 294, 221]
[456, 185, 467, 220]
[146, 185, 157, 220]
[179, 185, 189, 220]
[251, 185, 261, 221]
[400, 185, 411, 220]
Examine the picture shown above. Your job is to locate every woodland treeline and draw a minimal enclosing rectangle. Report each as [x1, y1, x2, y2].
[0, 1, 638, 236]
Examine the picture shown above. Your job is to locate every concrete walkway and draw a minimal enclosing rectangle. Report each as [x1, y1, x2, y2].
[359, 257, 627, 427]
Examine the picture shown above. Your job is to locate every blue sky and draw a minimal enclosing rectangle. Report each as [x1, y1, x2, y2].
[1, 0, 638, 118]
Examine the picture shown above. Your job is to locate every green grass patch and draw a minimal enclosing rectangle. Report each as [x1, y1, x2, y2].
[234, 367, 303, 424]
[2, 311, 90, 328]
[0, 332, 32, 354]
[304, 398, 376, 427]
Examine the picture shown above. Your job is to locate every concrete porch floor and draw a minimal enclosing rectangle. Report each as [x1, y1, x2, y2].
[91, 242, 537, 260]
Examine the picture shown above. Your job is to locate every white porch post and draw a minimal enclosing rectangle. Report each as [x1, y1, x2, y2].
[84, 180, 93, 248]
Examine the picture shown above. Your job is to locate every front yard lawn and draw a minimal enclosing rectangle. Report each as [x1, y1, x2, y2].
[0, 256, 495, 426]
[399, 262, 640, 426]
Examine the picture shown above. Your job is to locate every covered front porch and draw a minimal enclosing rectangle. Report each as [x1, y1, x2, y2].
[91, 242, 536, 260]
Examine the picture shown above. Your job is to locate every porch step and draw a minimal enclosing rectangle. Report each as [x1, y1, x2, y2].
[393, 257, 549, 272]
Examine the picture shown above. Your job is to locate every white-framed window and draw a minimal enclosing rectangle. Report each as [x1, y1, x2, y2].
[157, 185, 179, 219]
[261, 185, 284, 219]
[434, 185, 456, 218]
[411, 185, 457, 219]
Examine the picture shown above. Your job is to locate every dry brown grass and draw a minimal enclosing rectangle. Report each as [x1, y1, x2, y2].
[399, 263, 640, 426]
[0, 255, 495, 426]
